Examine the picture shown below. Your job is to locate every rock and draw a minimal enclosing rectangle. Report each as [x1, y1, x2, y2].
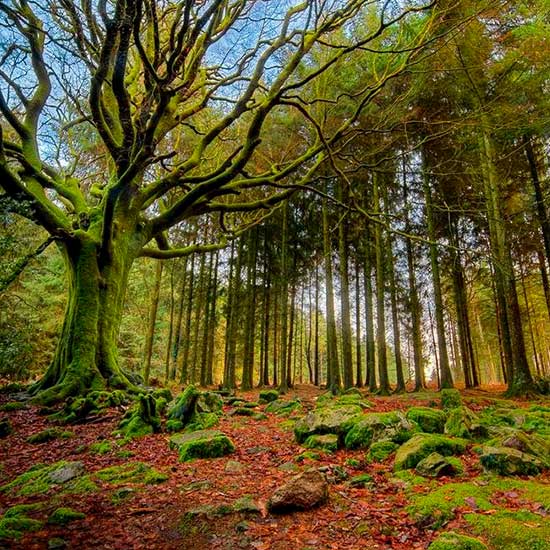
[195, 392, 223, 414]
[259, 389, 279, 404]
[406, 407, 447, 434]
[428, 532, 488, 550]
[117, 393, 161, 439]
[303, 434, 339, 452]
[479, 446, 544, 476]
[440, 389, 462, 410]
[268, 470, 329, 513]
[225, 460, 246, 473]
[48, 538, 67, 549]
[169, 430, 235, 462]
[48, 462, 85, 484]
[348, 474, 374, 487]
[0, 417, 13, 438]
[233, 496, 261, 514]
[167, 385, 201, 423]
[394, 433, 466, 471]
[498, 430, 550, 466]
[294, 404, 363, 443]
[47, 507, 85, 525]
[415, 452, 461, 477]
[265, 399, 301, 416]
[444, 407, 487, 439]
[367, 440, 399, 462]
[230, 407, 257, 416]
[344, 411, 416, 449]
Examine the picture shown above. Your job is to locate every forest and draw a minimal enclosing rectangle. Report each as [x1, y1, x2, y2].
[0, 1, 549, 549]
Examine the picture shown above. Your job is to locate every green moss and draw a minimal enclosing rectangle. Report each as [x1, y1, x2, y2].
[168, 385, 200, 422]
[1, 461, 96, 496]
[170, 430, 235, 462]
[368, 440, 398, 462]
[231, 407, 257, 416]
[465, 510, 550, 550]
[166, 419, 184, 432]
[265, 399, 302, 416]
[26, 428, 74, 444]
[117, 393, 161, 439]
[0, 401, 27, 412]
[444, 407, 487, 439]
[95, 462, 168, 485]
[428, 532, 488, 550]
[294, 404, 363, 443]
[344, 411, 416, 449]
[259, 389, 279, 404]
[89, 440, 112, 455]
[303, 434, 338, 452]
[394, 434, 467, 470]
[184, 412, 220, 432]
[47, 507, 86, 525]
[116, 449, 134, 459]
[406, 407, 447, 433]
[295, 450, 324, 462]
[479, 446, 544, 476]
[0, 513, 42, 541]
[440, 389, 462, 410]
[349, 474, 374, 487]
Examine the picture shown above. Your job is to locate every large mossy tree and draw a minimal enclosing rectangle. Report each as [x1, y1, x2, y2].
[0, 0, 438, 403]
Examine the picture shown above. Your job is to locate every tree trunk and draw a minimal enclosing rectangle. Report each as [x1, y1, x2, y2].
[142, 261, 163, 385]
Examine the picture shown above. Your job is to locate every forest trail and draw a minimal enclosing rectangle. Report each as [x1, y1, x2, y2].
[0, 386, 548, 549]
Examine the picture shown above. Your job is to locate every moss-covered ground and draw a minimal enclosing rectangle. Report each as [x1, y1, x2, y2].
[0, 384, 548, 549]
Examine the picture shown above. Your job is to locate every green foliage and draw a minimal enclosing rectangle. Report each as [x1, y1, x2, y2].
[0, 504, 43, 541]
[428, 532, 487, 550]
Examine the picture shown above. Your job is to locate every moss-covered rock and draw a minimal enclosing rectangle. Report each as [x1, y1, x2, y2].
[348, 473, 374, 487]
[406, 407, 447, 434]
[184, 412, 220, 432]
[416, 452, 462, 477]
[479, 446, 544, 476]
[344, 411, 417, 449]
[195, 391, 223, 414]
[444, 407, 487, 439]
[26, 428, 73, 444]
[303, 434, 339, 452]
[117, 393, 161, 439]
[0, 504, 43, 541]
[294, 404, 363, 443]
[168, 385, 201, 423]
[465, 509, 550, 550]
[0, 401, 27, 412]
[47, 507, 86, 525]
[49, 390, 129, 424]
[440, 389, 462, 410]
[95, 462, 168, 485]
[259, 389, 280, 404]
[230, 407, 257, 416]
[265, 399, 302, 416]
[368, 440, 399, 462]
[428, 532, 488, 550]
[170, 429, 235, 462]
[394, 433, 467, 471]
[89, 440, 112, 455]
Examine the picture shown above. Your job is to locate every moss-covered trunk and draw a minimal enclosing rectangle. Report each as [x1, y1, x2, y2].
[30, 228, 141, 404]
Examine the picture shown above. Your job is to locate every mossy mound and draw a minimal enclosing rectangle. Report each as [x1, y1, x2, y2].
[26, 428, 74, 444]
[170, 429, 235, 462]
[89, 440, 112, 455]
[440, 389, 462, 410]
[344, 411, 417, 449]
[416, 452, 462, 478]
[265, 399, 302, 416]
[394, 433, 467, 471]
[95, 462, 168, 485]
[1, 461, 96, 496]
[117, 393, 162, 439]
[230, 407, 257, 416]
[465, 509, 550, 550]
[408, 478, 550, 530]
[444, 407, 487, 439]
[166, 386, 223, 433]
[0, 401, 28, 412]
[349, 473, 374, 487]
[0, 504, 43, 541]
[47, 507, 86, 525]
[259, 389, 280, 404]
[315, 391, 371, 410]
[184, 412, 220, 432]
[367, 440, 399, 462]
[49, 390, 129, 424]
[479, 446, 544, 476]
[406, 407, 447, 434]
[294, 404, 363, 443]
[428, 532, 487, 550]
[303, 434, 339, 452]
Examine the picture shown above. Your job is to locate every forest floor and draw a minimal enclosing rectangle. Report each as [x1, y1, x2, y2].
[0, 384, 549, 550]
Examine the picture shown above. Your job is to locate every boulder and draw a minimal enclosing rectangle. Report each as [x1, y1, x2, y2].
[394, 433, 466, 471]
[367, 440, 399, 462]
[406, 407, 447, 434]
[445, 407, 487, 439]
[498, 430, 550, 467]
[195, 392, 223, 414]
[479, 446, 544, 476]
[259, 389, 279, 404]
[294, 404, 363, 443]
[268, 470, 329, 513]
[440, 389, 462, 410]
[415, 452, 461, 477]
[169, 430, 235, 462]
[48, 462, 85, 484]
[344, 411, 416, 449]
[428, 532, 488, 550]
[303, 434, 339, 452]
[265, 399, 301, 416]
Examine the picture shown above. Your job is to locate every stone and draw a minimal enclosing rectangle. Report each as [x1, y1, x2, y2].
[428, 532, 488, 550]
[498, 430, 550, 467]
[224, 460, 246, 473]
[394, 433, 466, 471]
[479, 446, 544, 476]
[406, 407, 447, 434]
[169, 430, 235, 462]
[367, 440, 399, 462]
[444, 407, 487, 439]
[294, 404, 363, 443]
[303, 434, 339, 452]
[440, 389, 462, 410]
[268, 470, 329, 513]
[233, 496, 261, 514]
[195, 392, 223, 414]
[48, 462, 85, 484]
[344, 411, 416, 449]
[415, 452, 460, 477]
[265, 399, 301, 416]
[259, 389, 279, 404]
